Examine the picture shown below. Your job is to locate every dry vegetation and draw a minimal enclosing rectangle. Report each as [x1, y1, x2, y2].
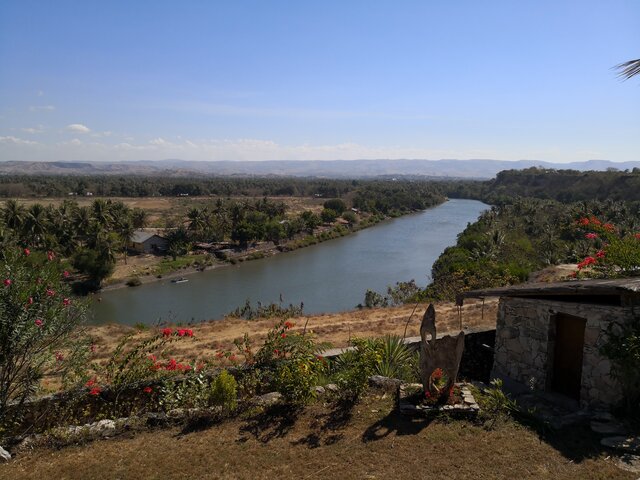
[74, 301, 495, 381]
[1, 394, 632, 480]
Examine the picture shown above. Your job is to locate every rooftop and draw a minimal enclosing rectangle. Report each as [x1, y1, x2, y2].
[131, 230, 165, 243]
[457, 277, 640, 306]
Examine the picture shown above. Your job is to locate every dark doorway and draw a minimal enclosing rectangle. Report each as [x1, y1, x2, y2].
[551, 313, 586, 400]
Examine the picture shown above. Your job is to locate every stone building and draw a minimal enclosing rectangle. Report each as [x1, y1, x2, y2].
[458, 278, 640, 408]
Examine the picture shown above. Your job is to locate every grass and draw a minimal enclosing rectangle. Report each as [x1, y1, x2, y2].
[154, 254, 210, 275]
[1, 394, 632, 480]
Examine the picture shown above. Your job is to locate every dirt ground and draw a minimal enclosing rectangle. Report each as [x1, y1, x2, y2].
[0, 394, 631, 480]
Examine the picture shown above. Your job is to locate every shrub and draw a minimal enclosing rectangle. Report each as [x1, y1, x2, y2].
[126, 276, 142, 287]
[210, 370, 237, 414]
[333, 339, 381, 400]
[0, 248, 89, 425]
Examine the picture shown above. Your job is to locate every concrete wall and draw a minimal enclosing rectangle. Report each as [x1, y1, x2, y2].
[492, 296, 638, 408]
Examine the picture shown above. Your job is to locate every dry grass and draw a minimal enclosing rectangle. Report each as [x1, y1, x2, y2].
[0, 394, 631, 480]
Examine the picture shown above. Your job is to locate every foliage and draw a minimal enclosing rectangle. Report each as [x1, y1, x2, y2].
[476, 379, 519, 428]
[332, 339, 381, 400]
[71, 247, 115, 287]
[574, 216, 640, 278]
[600, 319, 640, 416]
[252, 319, 329, 404]
[159, 369, 237, 415]
[0, 248, 89, 424]
[323, 198, 347, 214]
[226, 299, 304, 321]
[361, 280, 421, 308]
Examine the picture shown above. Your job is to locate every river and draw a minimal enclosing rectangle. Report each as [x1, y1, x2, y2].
[90, 199, 488, 325]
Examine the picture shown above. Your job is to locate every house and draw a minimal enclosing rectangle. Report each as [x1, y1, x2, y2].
[458, 278, 640, 409]
[129, 230, 169, 254]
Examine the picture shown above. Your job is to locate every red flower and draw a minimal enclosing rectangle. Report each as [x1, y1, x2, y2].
[284, 321, 294, 329]
[162, 328, 173, 337]
[148, 354, 157, 362]
[47, 251, 55, 261]
[27, 297, 34, 305]
[432, 368, 444, 379]
[3, 279, 11, 287]
[55, 352, 64, 361]
[90, 344, 97, 353]
[635, 233, 640, 240]
[577, 256, 597, 270]
[89, 387, 101, 396]
[63, 271, 70, 278]
[425, 391, 432, 398]
[46, 288, 55, 297]
[165, 358, 178, 370]
[62, 298, 71, 307]
[229, 354, 237, 362]
[86, 378, 97, 387]
[178, 329, 186, 337]
[603, 223, 615, 232]
[185, 329, 193, 337]
[280, 333, 287, 339]
[585, 233, 598, 239]
[24, 248, 30, 256]
[578, 217, 590, 226]
[596, 250, 606, 258]
[34, 319, 43, 327]
[215, 351, 224, 359]
[143, 386, 153, 394]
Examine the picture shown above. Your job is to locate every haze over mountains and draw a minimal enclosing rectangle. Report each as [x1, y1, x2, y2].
[0, 159, 639, 179]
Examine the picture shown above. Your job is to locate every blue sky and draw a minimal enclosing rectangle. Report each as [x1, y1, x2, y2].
[0, 0, 638, 162]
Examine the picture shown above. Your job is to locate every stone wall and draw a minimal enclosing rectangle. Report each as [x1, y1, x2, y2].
[492, 296, 638, 409]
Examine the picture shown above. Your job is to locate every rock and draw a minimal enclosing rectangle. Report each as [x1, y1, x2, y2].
[92, 419, 117, 437]
[368, 375, 401, 391]
[145, 412, 169, 427]
[313, 386, 325, 395]
[590, 420, 628, 436]
[592, 410, 615, 422]
[252, 392, 283, 407]
[601, 436, 640, 454]
[616, 454, 640, 473]
[0, 446, 11, 462]
[324, 384, 339, 393]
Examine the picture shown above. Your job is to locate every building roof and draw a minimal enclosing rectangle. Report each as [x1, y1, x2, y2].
[131, 230, 165, 243]
[457, 277, 640, 305]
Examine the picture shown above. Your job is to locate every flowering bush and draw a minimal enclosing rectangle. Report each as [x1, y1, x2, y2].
[0, 247, 88, 424]
[574, 216, 640, 278]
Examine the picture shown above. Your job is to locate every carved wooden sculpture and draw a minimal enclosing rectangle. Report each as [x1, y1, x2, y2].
[419, 304, 465, 396]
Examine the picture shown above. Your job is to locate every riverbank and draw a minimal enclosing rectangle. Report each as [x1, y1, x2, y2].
[99, 208, 415, 292]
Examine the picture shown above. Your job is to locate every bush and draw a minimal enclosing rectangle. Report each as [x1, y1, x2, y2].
[0, 248, 89, 425]
[126, 276, 142, 287]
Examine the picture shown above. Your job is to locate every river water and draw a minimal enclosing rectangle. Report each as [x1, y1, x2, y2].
[90, 199, 488, 325]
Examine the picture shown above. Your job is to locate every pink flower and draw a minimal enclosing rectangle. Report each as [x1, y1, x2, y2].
[27, 297, 33, 305]
[55, 352, 64, 361]
[3, 279, 11, 287]
[62, 298, 71, 307]
[63, 271, 70, 278]
[47, 251, 55, 261]
[585, 233, 598, 239]
[90, 344, 97, 353]
[46, 289, 55, 297]
[229, 354, 237, 362]
[24, 248, 30, 256]
[34, 319, 43, 327]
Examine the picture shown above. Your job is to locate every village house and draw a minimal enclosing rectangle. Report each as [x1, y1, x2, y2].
[129, 230, 169, 254]
[458, 278, 640, 409]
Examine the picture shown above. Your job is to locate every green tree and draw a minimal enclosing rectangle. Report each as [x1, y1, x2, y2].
[0, 248, 88, 424]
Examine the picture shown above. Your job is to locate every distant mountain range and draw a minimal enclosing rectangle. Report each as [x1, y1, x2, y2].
[0, 159, 638, 179]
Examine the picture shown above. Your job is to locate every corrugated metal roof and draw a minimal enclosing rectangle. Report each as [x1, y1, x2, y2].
[131, 230, 164, 243]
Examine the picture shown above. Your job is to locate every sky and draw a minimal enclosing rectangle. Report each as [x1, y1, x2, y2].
[0, 0, 639, 163]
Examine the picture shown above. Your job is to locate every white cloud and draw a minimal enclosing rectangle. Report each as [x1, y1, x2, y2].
[0, 135, 38, 145]
[66, 124, 91, 133]
[28, 105, 55, 112]
[21, 125, 45, 134]
[37, 90, 44, 97]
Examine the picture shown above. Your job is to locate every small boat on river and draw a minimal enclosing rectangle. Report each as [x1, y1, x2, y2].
[171, 277, 189, 284]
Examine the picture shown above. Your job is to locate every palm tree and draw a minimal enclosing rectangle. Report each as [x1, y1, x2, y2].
[3, 199, 25, 231]
[616, 59, 640, 80]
